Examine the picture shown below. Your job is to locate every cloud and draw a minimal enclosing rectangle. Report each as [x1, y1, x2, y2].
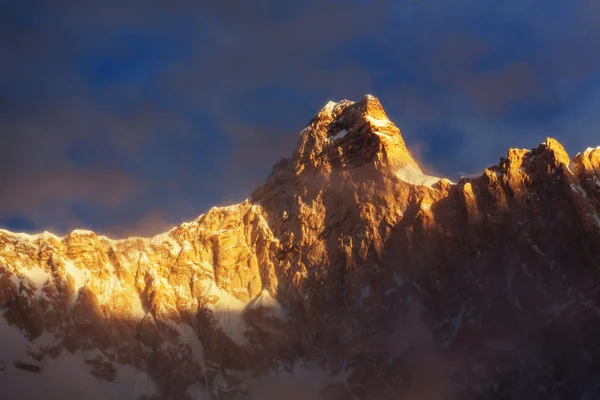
[554, 86, 600, 153]
[0, 169, 135, 235]
[458, 62, 542, 114]
[0, 92, 200, 236]
[1, 169, 133, 212]
[104, 208, 175, 238]
[214, 122, 299, 201]
[3, 0, 600, 235]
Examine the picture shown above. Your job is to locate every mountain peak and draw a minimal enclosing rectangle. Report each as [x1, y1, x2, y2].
[312, 94, 386, 124]
[295, 95, 421, 173]
[313, 98, 355, 122]
[358, 93, 387, 117]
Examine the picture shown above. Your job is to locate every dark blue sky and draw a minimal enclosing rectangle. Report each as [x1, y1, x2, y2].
[2, 0, 600, 237]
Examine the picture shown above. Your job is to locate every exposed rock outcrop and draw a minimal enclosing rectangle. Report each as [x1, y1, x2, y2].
[2, 95, 600, 399]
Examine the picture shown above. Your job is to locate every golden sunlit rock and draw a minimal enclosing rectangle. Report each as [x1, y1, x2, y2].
[2, 96, 600, 399]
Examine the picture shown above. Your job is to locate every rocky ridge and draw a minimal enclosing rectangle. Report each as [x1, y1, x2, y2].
[2, 95, 600, 399]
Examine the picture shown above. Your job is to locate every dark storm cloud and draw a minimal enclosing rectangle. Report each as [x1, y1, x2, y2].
[2, 0, 600, 236]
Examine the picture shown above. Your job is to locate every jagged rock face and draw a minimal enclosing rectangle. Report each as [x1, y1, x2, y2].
[2, 95, 600, 399]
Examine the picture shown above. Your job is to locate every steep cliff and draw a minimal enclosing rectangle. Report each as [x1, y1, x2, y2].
[2, 95, 600, 399]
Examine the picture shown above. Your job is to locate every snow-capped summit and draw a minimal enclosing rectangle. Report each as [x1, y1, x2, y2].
[293, 94, 423, 179]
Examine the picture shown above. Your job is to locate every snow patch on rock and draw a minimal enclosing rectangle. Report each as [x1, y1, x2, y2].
[70, 229, 95, 236]
[576, 146, 600, 157]
[570, 183, 587, 197]
[366, 115, 390, 127]
[442, 303, 472, 349]
[329, 129, 348, 141]
[395, 164, 441, 188]
[12, 266, 52, 297]
[361, 285, 371, 299]
[200, 280, 248, 345]
[322, 100, 337, 114]
[245, 289, 287, 320]
[0, 230, 62, 242]
[63, 260, 87, 305]
[165, 321, 208, 386]
[373, 131, 393, 139]
[148, 230, 182, 256]
[393, 272, 405, 287]
[64, 260, 86, 291]
[130, 294, 147, 319]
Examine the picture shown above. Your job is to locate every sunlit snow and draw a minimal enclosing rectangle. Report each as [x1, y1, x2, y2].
[322, 100, 337, 114]
[395, 164, 441, 188]
[198, 279, 248, 345]
[366, 115, 390, 127]
[148, 230, 182, 255]
[70, 229, 94, 236]
[17, 266, 52, 297]
[64, 261, 85, 289]
[0, 230, 61, 242]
